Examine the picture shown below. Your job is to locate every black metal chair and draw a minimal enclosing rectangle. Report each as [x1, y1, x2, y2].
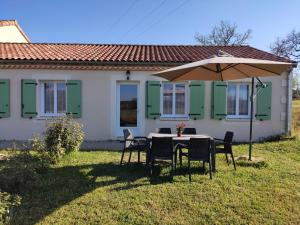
[180, 138, 212, 181]
[178, 127, 197, 165]
[149, 137, 176, 176]
[182, 128, 196, 135]
[214, 131, 236, 170]
[120, 129, 148, 165]
[157, 128, 172, 134]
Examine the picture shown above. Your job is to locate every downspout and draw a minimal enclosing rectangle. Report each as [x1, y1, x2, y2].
[286, 69, 293, 135]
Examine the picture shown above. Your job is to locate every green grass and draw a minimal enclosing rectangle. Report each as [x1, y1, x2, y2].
[1, 140, 300, 225]
[293, 99, 300, 136]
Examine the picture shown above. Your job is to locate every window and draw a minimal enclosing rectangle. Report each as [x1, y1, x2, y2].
[227, 83, 250, 118]
[161, 83, 187, 117]
[39, 81, 66, 116]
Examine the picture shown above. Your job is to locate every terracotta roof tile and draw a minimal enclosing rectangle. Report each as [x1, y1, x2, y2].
[0, 43, 294, 66]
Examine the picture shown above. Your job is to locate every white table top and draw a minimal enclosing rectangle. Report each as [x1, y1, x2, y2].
[147, 132, 211, 140]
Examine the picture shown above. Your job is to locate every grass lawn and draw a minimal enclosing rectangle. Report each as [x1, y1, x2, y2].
[1, 139, 300, 225]
[293, 99, 300, 136]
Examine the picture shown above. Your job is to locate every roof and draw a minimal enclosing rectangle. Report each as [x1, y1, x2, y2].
[0, 20, 30, 43]
[0, 43, 295, 70]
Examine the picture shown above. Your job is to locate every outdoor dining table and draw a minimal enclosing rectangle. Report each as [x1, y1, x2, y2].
[147, 133, 216, 172]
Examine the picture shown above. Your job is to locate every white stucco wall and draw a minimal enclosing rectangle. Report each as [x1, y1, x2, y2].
[0, 25, 28, 43]
[0, 69, 289, 142]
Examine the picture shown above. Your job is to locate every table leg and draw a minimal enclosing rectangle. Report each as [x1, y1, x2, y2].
[211, 140, 216, 172]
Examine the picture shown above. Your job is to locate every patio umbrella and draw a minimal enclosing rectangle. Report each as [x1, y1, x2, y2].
[153, 51, 294, 160]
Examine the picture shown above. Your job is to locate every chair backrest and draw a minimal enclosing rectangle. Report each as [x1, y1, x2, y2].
[157, 128, 172, 134]
[123, 129, 134, 148]
[224, 131, 234, 143]
[182, 128, 196, 135]
[224, 131, 234, 150]
[151, 137, 173, 159]
[188, 138, 211, 160]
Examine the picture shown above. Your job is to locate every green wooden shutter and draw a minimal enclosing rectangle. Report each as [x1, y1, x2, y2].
[189, 81, 205, 120]
[0, 79, 10, 118]
[211, 81, 227, 120]
[256, 82, 272, 121]
[21, 79, 37, 118]
[146, 81, 160, 119]
[67, 80, 81, 118]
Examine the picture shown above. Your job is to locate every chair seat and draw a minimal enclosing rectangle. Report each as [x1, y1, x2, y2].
[215, 147, 231, 154]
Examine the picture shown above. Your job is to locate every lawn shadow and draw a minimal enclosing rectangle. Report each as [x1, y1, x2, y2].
[9, 162, 149, 225]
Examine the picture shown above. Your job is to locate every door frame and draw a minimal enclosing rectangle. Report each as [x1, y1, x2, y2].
[116, 81, 141, 137]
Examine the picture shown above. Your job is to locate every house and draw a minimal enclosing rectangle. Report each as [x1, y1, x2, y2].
[0, 20, 294, 148]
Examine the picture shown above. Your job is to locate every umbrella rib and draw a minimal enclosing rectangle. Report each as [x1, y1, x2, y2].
[201, 65, 217, 73]
[230, 66, 252, 78]
[221, 63, 239, 72]
[243, 63, 282, 75]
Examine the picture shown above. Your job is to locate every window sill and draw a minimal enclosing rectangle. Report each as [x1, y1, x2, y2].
[35, 115, 65, 120]
[225, 117, 252, 122]
[160, 116, 190, 121]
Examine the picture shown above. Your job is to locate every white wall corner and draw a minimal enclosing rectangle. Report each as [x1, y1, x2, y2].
[280, 112, 286, 121]
[281, 96, 287, 104]
[281, 79, 287, 87]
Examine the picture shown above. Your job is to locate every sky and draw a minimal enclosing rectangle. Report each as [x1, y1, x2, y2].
[1, 0, 300, 51]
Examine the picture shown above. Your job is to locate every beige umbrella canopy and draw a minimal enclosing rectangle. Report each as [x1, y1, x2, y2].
[154, 55, 293, 82]
[153, 53, 294, 160]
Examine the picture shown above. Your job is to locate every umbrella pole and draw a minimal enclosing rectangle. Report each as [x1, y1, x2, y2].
[249, 77, 255, 161]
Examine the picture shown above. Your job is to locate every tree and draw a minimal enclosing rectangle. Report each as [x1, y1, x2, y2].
[270, 30, 300, 63]
[195, 20, 252, 46]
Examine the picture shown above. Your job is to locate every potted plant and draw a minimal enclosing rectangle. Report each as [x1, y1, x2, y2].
[176, 122, 186, 137]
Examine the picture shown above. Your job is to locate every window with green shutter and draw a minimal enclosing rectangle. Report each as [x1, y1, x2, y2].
[211, 81, 227, 120]
[0, 79, 10, 118]
[189, 81, 205, 120]
[145, 81, 160, 119]
[256, 82, 272, 121]
[66, 80, 81, 118]
[22, 79, 37, 118]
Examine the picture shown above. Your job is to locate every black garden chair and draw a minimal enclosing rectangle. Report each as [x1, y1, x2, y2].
[120, 129, 148, 165]
[178, 127, 197, 165]
[179, 138, 212, 181]
[149, 137, 176, 177]
[157, 128, 172, 134]
[182, 127, 197, 135]
[214, 131, 236, 170]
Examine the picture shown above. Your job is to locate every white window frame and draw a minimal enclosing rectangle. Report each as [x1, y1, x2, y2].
[226, 83, 251, 119]
[160, 82, 188, 118]
[39, 80, 67, 117]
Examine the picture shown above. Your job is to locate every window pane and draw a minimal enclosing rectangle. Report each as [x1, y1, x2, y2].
[227, 84, 236, 115]
[175, 84, 185, 114]
[163, 84, 173, 114]
[239, 85, 249, 115]
[57, 83, 66, 113]
[120, 85, 137, 127]
[44, 83, 54, 113]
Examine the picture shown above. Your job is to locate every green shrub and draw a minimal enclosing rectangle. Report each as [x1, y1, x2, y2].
[0, 191, 21, 225]
[44, 116, 84, 161]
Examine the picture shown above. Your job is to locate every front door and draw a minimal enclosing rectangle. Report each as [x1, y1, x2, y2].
[116, 82, 140, 136]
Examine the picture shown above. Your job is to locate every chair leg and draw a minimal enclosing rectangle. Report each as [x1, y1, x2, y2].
[225, 153, 229, 165]
[188, 159, 191, 182]
[179, 149, 183, 167]
[209, 161, 212, 179]
[120, 148, 126, 165]
[150, 160, 154, 176]
[138, 150, 140, 163]
[128, 150, 132, 163]
[231, 153, 236, 170]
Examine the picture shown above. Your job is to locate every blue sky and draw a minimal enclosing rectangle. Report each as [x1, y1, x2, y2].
[1, 0, 300, 51]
